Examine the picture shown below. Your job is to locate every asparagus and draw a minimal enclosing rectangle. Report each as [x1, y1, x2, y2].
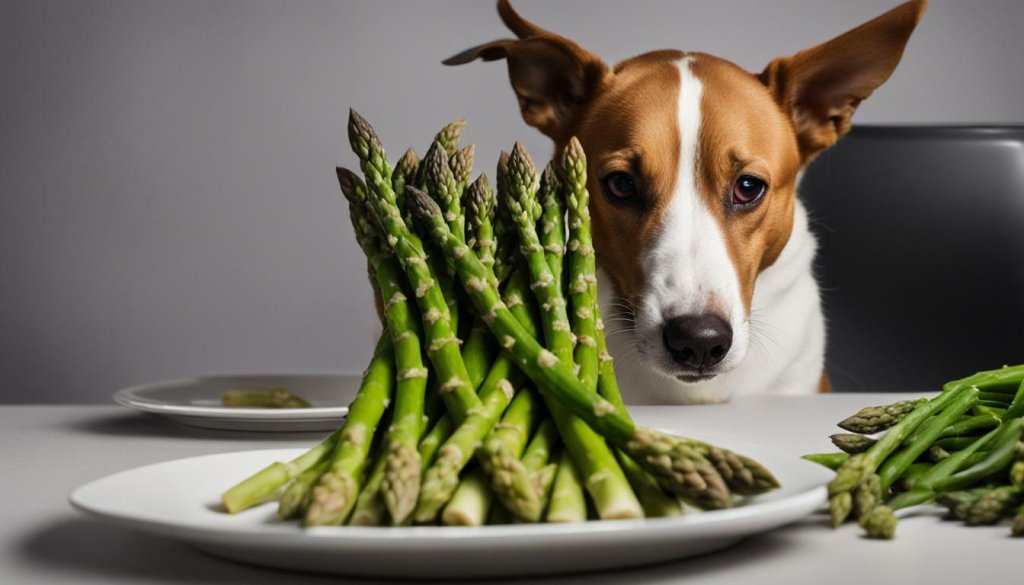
[349, 455, 389, 526]
[304, 335, 396, 526]
[522, 419, 560, 512]
[941, 413, 1001, 438]
[943, 364, 1024, 393]
[930, 418, 1023, 492]
[876, 387, 979, 490]
[414, 367, 526, 522]
[451, 145, 475, 194]
[403, 166, 737, 509]
[963, 486, 1023, 525]
[221, 388, 311, 409]
[829, 388, 967, 526]
[338, 167, 430, 526]
[837, 398, 927, 434]
[491, 151, 517, 284]
[393, 147, 419, 224]
[480, 388, 546, 520]
[465, 175, 497, 281]
[538, 161, 565, 285]
[546, 451, 587, 523]
[803, 452, 850, 470]
[414, 263, 541, 522]
[830, 433, 877, 454]
[936, 488, 990, 520]
[278, 460, 329, 519]
[348, 110, 480, 423]
[505, 143, 643, 520]
[442, 466, 494, 526]
[564, 139, 599, 392]
[861, 505, 897, 540]
[459, 175, 499, 387]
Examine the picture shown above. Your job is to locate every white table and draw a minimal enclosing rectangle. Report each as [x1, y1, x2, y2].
[1, 398, 1017, 584]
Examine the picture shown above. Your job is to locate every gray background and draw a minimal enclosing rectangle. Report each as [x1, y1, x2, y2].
[3, 0, 1023, 403]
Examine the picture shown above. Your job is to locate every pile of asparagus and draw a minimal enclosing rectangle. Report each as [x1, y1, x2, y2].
[220, 111, 779, 526]
[806, 364, 1024, 539]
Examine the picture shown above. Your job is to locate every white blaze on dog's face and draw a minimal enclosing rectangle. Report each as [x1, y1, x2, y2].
[447, 0, 927, 385]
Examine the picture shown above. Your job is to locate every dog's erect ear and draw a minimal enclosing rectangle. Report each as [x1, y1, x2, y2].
[444, 0, 610, 142]
[759, 0, 927, 164]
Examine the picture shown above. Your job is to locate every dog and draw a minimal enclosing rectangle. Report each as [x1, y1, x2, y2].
[446, 0, 926, 404]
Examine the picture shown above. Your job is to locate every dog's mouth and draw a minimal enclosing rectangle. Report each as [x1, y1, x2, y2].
[675, 372, 718, 383]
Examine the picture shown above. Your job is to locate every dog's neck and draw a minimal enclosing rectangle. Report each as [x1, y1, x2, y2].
[599, 198, 826, 404]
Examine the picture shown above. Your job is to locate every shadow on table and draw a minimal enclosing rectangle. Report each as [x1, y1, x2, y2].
[70, 411, 326, 442]
[19, 517, 799, 584]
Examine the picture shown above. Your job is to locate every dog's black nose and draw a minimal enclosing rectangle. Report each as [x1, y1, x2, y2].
[662, 314, 733, 370]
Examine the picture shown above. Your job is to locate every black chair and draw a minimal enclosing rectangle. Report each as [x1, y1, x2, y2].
[800, 126, 1024, 393]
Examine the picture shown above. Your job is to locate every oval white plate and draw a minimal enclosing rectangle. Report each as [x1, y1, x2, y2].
[113, 374, 361, 432]
[70, 439, 831, 578]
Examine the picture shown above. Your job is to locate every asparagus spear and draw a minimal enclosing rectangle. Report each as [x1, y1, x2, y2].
[491, 151, 518, 284]
[459, 175, 499, 387]
[837, 398, 927, 434]
[522, 418, 560, 513]
[480, 388, 546, 520]
[963, 486, 1023, 525]
[402, 164, 736, 509]
[392, 147, 420, 225]
[538, 161, 565, 285]
[504, 144, 642, 520]
[547, 451, 587, 523]
[563, 139, 600, 393]
[450, 145, 475, 195]
[940, 413, 1000, 438]
[830, 433, 877, 455]
[349, 454, 389, 526]
[465, 175, 497, 281]
[335, 167, 430, 526]
[803, 452, 850, 470]
[278, 460, 329, 519]
[442, 466, 494, 526]
[348, 110, 480, 423]
[221, 388, 311, 409]
[943, 364, 1024, 393]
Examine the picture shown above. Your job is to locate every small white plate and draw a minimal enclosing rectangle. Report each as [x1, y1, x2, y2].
[113, 374, 361, 432]
[70, 438, 831, 578]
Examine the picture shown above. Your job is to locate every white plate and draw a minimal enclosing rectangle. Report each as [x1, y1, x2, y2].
[113, 374, 361, 432]
[69, 438, 831, 578]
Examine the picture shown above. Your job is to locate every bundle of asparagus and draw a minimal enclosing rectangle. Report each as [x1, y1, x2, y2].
[220, 110, 779, 527]
[806, 364, 1024, 539]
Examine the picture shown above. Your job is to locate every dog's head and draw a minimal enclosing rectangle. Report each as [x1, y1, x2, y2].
[447, 0, 926, 383]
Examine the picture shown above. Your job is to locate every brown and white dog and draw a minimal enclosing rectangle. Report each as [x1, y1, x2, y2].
[446, 0, 926, 403]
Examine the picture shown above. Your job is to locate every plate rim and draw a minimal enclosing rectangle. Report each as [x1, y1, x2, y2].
[69, 444, 831, 544]
[112, 372, 362, 420]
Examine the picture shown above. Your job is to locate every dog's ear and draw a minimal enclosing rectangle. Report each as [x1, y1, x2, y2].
[444, 0, 610, 143]
[759, 0, 927, 164]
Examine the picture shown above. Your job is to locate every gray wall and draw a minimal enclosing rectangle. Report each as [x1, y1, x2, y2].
[3, 0, 1023, 403]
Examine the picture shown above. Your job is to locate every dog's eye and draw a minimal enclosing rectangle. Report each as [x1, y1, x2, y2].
[732, 175, 767, 207]
[601, 172, 637, 201]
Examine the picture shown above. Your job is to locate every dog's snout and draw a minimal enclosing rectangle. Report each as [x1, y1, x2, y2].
[662, 314, 733, 370]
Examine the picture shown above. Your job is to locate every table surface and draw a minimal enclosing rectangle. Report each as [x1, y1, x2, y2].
[2, 397, 1018, 584]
